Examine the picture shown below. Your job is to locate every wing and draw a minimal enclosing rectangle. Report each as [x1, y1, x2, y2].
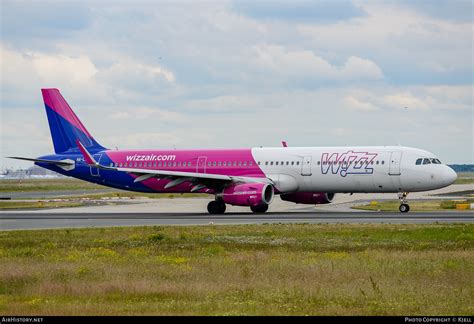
[118, 166, 270, 191]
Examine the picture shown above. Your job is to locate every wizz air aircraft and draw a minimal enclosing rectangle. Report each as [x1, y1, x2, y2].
[10, 89, 457, 214]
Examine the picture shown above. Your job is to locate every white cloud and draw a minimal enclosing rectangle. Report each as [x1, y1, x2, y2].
[383, 92, 430, 111]
[110, 106, 186, 123]
[1, 1, 472, 166]
[252, 45, 383, 81]
[342, 56, 384, 80]
[0, 44, 177, 108]
[297, 3, 472, 76]
[103, 132, 182, 149]
[32, 54, 98, 84]
[344, 96, 380, 112]
[98, 59, 175, 84]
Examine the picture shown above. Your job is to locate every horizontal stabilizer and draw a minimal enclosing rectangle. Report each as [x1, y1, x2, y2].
[8, 156, 75, 171]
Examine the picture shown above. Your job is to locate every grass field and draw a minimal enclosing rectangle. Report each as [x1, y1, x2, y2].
[0, 178, 208, 201]
[0, 201, 84, 210]
[0, 224, 472, 315]
[455, 172, 474, 185]
[352, 199, 474, 212]
[0, 178, 101, 192]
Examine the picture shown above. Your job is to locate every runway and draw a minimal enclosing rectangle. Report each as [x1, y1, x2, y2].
[1, 211, 473, 230]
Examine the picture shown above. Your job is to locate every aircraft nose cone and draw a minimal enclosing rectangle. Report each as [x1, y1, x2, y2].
[443, 167, 457, 186]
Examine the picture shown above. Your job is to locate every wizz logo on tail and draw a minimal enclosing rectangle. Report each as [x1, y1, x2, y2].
[321, 151, 378, 177]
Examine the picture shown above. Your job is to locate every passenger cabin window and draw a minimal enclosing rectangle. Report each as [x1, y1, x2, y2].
[416, 158, 422, 165]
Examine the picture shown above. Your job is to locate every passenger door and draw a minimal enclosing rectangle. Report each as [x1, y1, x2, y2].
[389, 151, 402, 176]
[197, 156, 207, 173]
[301, 156, 312, 176]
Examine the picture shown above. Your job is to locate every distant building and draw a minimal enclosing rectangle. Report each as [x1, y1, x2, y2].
[0, 166, 64, 179]
[449, 165, 474, 173]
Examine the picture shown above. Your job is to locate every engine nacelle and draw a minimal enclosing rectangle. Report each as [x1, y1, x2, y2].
[221, 183, 274, 207]
[280, 192, 335, 205]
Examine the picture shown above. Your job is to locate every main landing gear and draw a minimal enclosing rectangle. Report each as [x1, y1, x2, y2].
[250, 204, 268, 213]
[207, 200, 226, 214]
[398, 192, 410, 213]
[206, 201, 269, 214]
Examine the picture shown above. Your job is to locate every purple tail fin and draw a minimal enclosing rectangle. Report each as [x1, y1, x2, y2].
[41, 88, 106, 153]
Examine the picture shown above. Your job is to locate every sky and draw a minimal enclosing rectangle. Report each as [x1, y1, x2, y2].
[0, 0, 473, 170]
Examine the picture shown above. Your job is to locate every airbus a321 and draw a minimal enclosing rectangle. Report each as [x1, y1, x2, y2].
[10, 89, 457, 214]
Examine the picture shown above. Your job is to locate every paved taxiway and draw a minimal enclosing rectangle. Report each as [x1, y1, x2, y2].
[1, 211, 473, 230]
[1, 184, 472, 230]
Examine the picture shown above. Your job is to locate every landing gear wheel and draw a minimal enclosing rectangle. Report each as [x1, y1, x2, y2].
[207, 201, 226, 214]
[250, 204, 268, 213]
[397, 192, 410, 213]
[399, 204, 410, 213]
[218, 201, 226, 214]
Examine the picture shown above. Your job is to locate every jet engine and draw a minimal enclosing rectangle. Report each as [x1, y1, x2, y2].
[280, 192, 335, 204]
[221, 183, 274, 207]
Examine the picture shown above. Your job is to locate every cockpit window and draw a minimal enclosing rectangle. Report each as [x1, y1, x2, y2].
[415, 158, 422, 165]
[422, 158, 431, 165]
[431, 158, 442, 164]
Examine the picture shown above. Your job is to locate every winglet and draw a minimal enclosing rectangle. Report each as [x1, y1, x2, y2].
[282, 140, 288, 147]
[76, 139, 97, 165]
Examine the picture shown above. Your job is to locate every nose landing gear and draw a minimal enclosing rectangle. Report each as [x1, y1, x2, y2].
[398, 192, 410, 213]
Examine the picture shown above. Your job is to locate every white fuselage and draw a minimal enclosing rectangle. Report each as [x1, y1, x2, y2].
[252, 146, 457, 193]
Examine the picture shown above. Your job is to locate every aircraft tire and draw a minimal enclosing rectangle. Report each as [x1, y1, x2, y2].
[207, 201, 226, 214]
[399, 204, 410, 213]
[250, 204, 268, 213]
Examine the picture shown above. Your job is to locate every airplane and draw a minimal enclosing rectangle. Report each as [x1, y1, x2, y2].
[9, 89, 458, 214]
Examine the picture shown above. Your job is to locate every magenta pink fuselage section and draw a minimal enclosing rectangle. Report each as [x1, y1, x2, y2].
[105, 149, 265, 193]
